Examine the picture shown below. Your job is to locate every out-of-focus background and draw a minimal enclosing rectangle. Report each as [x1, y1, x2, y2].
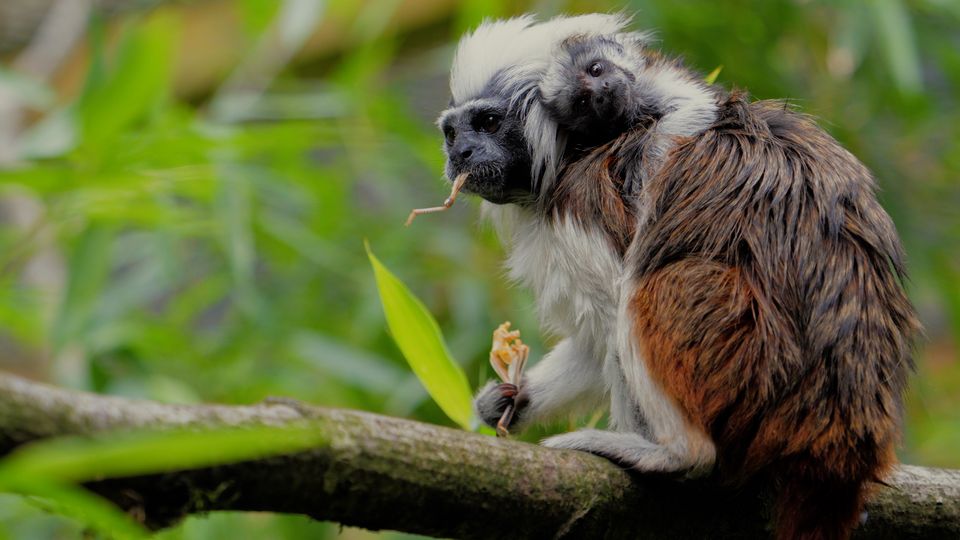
[0, 0, 956, 538]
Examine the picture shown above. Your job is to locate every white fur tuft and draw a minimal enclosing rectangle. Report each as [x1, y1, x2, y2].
[449, 14, 634, 192]
[450, 14, 631, 105]
[449, 16, 537, 104]
[461, 15, 720, 477]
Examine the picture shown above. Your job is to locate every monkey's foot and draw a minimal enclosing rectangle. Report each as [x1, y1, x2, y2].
[542, 429, 690, 474]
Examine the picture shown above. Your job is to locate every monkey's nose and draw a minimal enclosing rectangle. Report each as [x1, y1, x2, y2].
[453, 139, 478, 162]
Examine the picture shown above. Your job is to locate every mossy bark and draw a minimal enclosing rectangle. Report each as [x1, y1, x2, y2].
[0, 373, 958, 538]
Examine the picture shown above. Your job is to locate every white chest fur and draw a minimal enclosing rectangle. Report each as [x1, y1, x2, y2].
[489, 205, 623, 347]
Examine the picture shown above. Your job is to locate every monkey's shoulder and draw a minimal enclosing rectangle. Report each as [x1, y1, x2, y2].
[627, 97, 918, 473]
[635, 92, 910, 297]
[648, 94, 888, 244]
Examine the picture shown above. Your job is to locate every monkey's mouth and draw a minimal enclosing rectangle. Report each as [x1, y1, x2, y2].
[575, 92, 593, 111]
[450, 162, 528, 205]
[454, 162, 504, 190]
[447, 149, 533, 205]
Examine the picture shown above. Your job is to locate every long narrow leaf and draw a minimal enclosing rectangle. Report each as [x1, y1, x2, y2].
[704, 65, 723, 84]
[365, 242, 473, 429]
[871, 0, 922, 93]
[0, 424, 326, 484]
[2, 481, 148, 540]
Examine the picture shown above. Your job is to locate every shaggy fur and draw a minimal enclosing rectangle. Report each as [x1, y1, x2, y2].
[447, 14, 633, 191]
[539, 34, 653, 145]
[453, 15, 919, 540]
[627, 92, 919, 538]
[541, 90, 920, 539]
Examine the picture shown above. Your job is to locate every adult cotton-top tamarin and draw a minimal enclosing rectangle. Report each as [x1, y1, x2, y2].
[436, 14, 919, 540]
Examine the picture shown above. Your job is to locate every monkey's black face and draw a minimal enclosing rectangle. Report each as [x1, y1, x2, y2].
[542, 56, 637, 146]
[438, 101, 533, 205]
[579, 60, 635, 123]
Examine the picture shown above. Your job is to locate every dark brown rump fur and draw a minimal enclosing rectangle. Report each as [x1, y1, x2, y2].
[626, 92, 920, 538]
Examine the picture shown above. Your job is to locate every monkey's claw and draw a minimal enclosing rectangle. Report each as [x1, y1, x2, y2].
[497, 382, 518, 398]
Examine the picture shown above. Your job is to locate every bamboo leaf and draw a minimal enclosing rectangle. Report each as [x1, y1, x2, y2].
[1, 481, 148, 540]
[365, 242, 473, 429]
[871, 0, 922, 93]
[704, 65, 723, 85]
[0, 425, 327, 538]
[0, 424, 326, 484]
[76, 11, 180, 150]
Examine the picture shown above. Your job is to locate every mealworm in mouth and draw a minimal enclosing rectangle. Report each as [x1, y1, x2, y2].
[404, 172, 470, 227]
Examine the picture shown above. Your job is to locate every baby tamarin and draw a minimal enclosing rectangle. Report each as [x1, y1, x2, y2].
[442, 15, 919, 540]
[538, 32, 720, 198]
[539, 34, 654, 146]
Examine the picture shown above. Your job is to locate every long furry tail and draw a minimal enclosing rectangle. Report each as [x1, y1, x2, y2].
[773, 461, 870, 540]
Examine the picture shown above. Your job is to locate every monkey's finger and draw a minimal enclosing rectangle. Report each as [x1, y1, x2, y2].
[496, 404, 516, 437]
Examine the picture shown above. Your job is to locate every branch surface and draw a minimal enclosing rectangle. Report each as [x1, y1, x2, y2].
[0, 373, 958, 539]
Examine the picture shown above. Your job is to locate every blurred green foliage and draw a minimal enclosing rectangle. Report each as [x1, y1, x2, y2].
[0, 424, 333, 539]
[0, 0, 957, 538]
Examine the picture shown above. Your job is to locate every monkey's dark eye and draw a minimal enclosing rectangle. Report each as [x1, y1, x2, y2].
[589, 62, 604, 77]
[474, 113, 501, 134]
[443, 126, 455, 145]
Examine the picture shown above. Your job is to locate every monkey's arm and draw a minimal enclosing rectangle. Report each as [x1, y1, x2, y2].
[474, 337, 606, 431]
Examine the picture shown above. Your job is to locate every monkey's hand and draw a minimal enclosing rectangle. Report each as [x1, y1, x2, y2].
[473, 380, 528, 430]
[482, 322, 530, 435]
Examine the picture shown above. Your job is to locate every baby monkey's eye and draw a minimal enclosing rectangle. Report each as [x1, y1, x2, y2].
[475, 113, 501, 134]
[443, 126, 456, 145]
[589, 62, 605, 77]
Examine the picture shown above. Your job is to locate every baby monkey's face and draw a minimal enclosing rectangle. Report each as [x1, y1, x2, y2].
[571, 56, 635, 129]
[541, 36, 643, 143]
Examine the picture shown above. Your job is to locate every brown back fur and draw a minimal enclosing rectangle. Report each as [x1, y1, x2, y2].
[551, 91, 920, 539]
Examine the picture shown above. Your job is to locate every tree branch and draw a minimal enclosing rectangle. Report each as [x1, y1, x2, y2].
[0, 373, 957, 539]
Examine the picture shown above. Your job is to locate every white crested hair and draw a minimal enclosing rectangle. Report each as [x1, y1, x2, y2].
[448, 13, 634, 194]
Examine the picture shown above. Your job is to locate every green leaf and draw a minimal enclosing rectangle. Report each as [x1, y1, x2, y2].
[704, 65, 723, 85]
[238, 0, 282, 35]
[871, 0, 922, 94]
[455, 0, 508, 33]
[365, 242, 473, 429]
[76, 11, 179, 150]
[0, 424, 323, 540]
[215, 166, 265, 323]
[52, 225, 114, 356]
[0, 424, 326, 484]
[2, 481, 148, 540]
